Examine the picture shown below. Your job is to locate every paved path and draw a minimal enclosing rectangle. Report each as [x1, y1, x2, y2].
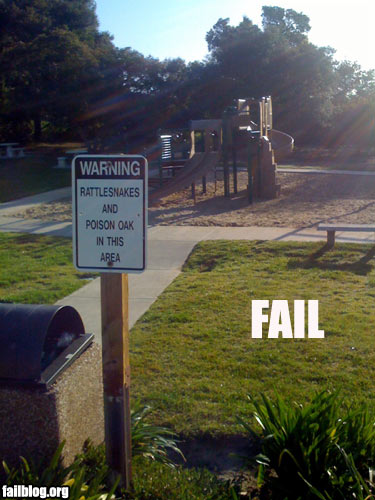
[0, 187, 71, 214]
[277, 167, 375, 176]
[0, 187, 72, 237]
[1, 189, 375, 343]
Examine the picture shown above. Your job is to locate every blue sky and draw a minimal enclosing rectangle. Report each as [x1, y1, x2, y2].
[95, 1, 375, 70]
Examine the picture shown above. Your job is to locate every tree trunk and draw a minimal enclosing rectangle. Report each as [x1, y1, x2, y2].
[33, 113, 42, 142]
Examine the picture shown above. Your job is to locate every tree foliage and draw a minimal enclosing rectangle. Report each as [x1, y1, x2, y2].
[0, 0, 120, 141]
[262, 5, 311, 44]
[0, 2, 374, 148]
[203, 9, 337, 141]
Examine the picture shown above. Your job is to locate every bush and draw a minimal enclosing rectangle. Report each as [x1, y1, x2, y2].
[2, 442, 117, 500]
[131, 403, 184, 467]
[240, 391, 375, 499]
[2, 441, 240, 500]
[1, 404, 205, 499]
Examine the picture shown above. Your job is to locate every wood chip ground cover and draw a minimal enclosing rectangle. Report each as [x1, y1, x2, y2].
[11, 171, 375, 228]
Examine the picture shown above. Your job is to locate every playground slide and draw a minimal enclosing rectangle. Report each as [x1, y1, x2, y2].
[149, 151, 219, 205]
[269, 129, 294, 161]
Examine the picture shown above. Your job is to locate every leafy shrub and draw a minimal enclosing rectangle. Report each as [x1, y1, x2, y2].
[2, 404, 186, 498]
[240, 391, 375, 499]
[131, 403, 185, 467]
[2, 441, 240, 500]
[2, 442, 117, 499]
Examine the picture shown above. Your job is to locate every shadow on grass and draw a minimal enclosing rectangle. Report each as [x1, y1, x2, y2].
[174, 433, 260, 474]
[12, 233, 69, 247]
[288, 244, 375, 276]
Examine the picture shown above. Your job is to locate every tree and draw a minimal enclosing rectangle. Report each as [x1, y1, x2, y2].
[325, 60, 375, 148]
[262, 6, 311, 44]
[333, 61, 375, 103]
[204, 17, 266, 115]
[0, 0, 121, 141]
[203, 9, 336, 140]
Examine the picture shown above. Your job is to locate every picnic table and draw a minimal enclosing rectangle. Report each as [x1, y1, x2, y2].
[0, 143, 24, 159]
[65, 149, 88, 155]
[56, 149, 88, 168]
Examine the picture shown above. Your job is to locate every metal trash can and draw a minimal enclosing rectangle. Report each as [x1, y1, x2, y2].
[0, 304, 93, 388]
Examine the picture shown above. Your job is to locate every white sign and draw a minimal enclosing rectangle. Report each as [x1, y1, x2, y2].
[72, 154, 147, 273]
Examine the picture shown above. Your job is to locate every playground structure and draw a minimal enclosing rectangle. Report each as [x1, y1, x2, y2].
[149, 96, 294, 205]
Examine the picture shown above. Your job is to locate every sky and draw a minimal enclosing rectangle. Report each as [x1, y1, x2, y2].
[95, 0, 375, 71]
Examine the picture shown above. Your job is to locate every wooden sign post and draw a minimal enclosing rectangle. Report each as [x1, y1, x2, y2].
[101, 273, 132, 487]
[72, 154, 147, 488]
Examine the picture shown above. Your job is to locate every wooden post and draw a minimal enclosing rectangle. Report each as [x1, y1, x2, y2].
[259, 100, 264, 138]
[264, 99, 269, 138]
[202, 176, 206, 194]
[327, 230, 335, 248]
[222, 113, 230, 198]
[232, 129, 238, 195]
[268, 96, 273, 131]
[247, 141, 254, 204]
[101, 273, 132, 489]
[190, 129, 196, 158]
[158, 133, 163, 187]
[257, 138, 262, 197]
[158, 158, 163, 187]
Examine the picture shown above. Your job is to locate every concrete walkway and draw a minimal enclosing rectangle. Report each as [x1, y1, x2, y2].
[0, 187, 71, 214]
[1, 189, 375, 343]
[277, 167, 375, 176]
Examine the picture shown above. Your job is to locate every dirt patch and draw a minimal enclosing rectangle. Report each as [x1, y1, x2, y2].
[12, 170, 375, 229]
[173, 434, 259, 492]
[177, 434, 258, 473]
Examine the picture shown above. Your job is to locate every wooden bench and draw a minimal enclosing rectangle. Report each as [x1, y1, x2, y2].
[317, 223, 375, 246]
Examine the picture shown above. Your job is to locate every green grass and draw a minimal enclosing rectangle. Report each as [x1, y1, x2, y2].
[130, 458, 240, 499]
[3, 440, 240, 500]
[0, 232, 95, 303]
[0, 155, 71, 202]
[130, 240, 375, 436]
[2, 233, 375, 444]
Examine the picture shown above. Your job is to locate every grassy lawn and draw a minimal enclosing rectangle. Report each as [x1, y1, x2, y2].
[0, 150, 73, 203]
[0, 232, 95, 303]
[130, 240, 375, 436]
[3, 233, 375, 440]
[3, 234, 375, 496]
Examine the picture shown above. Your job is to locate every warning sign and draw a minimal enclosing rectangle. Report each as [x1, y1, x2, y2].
[72, 155, 147, 273]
